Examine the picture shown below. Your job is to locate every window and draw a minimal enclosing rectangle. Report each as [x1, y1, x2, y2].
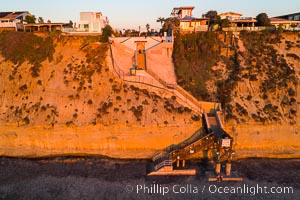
[96, 14, 101, 19]
[84, 24, 89, 29]
[294, 15, 300, 20]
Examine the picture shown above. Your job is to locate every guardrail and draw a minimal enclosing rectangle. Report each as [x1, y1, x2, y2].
[203, 112, 211, 129]
[120, 37, 131, 44]
[154, 160, 172, 171]
[222, 26, 276, 32]
[123, 74, 164, 89]
[175, 85, 204, 114]
[215, 111, 224, 129]
[168, 132, 215, 159]
[182, 132, 214, 152]
[109, 44, 126, 78]
[0, 22, 16, 27]
[152, 151, 168, 162]
[145, 42, 162, 52]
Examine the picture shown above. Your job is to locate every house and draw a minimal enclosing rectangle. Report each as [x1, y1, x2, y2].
[270, 18, 300, 30]
[272, 12, 300, 30]
[219, 12, 256, 29]
[23, 22, 70, 32]
[275, 12, 300, 21]
[0, 11, 30, 31]
[171, 6, 208, 32]
[77, 12, 109, 33]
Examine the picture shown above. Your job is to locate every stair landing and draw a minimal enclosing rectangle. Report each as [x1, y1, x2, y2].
[148, 168, 196, 176]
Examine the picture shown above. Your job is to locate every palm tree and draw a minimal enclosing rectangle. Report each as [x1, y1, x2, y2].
[146, 23, 150, 32]
[156, 17, 165, 27]
[38, 17, 44, 24]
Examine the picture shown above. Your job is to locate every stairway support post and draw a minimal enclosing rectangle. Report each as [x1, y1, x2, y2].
[215, 163, 221, 174]
[226, 162, 231, 176]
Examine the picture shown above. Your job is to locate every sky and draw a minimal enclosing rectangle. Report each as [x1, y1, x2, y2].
[2, 0, 300, 31]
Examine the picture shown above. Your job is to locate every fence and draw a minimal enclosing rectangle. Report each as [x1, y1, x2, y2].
[0, 22, 16, 27]
[154, 160, 172, 171]
[222, 26, 276, 32]
[123, 75, 163, 89]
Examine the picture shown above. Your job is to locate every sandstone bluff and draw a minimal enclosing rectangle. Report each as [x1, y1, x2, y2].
[0, 31, 299, 159]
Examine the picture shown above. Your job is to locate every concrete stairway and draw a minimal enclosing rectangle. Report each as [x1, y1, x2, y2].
[109, 36, 221, 116]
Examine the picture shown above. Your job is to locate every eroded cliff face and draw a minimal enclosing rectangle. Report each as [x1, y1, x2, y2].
[0, 31, 299, 159]
[173, 31, 300, 158]
[224, 32, 300, 157]
[0, 32, 201, 158]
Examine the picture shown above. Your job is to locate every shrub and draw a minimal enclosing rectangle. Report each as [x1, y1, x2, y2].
[19, 84, 27, 91]
[66, 121, 74, 126]
[41, 105, 47, 111]
[8, 75, 14, 81]
[73, 113, 78, 118]
[288, 88, 296, 96]
[30, 64, 41, 77]
[100, 25, 113, 43]
[130, 105, 143, 121]
[116, 96, 122, 101]
[130, 85, 139, 91]
[98, 101, 113, 114]
[246, 95, 252, 101]
[142, 99, 149, 105]
[23, 116, 30, 125]
[286, 53, 300, 60]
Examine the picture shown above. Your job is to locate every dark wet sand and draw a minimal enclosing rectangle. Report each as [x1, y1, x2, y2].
[0, 157, 299, 200]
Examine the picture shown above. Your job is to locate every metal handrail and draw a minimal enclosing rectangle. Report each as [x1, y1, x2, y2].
[154, 160, 172, 171]
[152, 151, 167, 162]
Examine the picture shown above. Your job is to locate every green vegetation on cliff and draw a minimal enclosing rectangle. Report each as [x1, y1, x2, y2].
[173, 32, 222, 100]
[237, 31, 298, 124]
[0, 32, 55, 64]
[0, 32, 55, 78]
[0, 33, 198, 127]
[173, 31, 299, 124]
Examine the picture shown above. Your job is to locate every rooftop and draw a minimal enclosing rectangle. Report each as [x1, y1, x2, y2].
[0, 11, 29, 20]
[270, 17, 300, 23]
[274, 12, 300, 18]
[219, 12, 242, 17]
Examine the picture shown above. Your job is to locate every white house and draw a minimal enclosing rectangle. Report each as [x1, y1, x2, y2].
[0, 11, 30, 31]
[77, 12, 109, 33]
